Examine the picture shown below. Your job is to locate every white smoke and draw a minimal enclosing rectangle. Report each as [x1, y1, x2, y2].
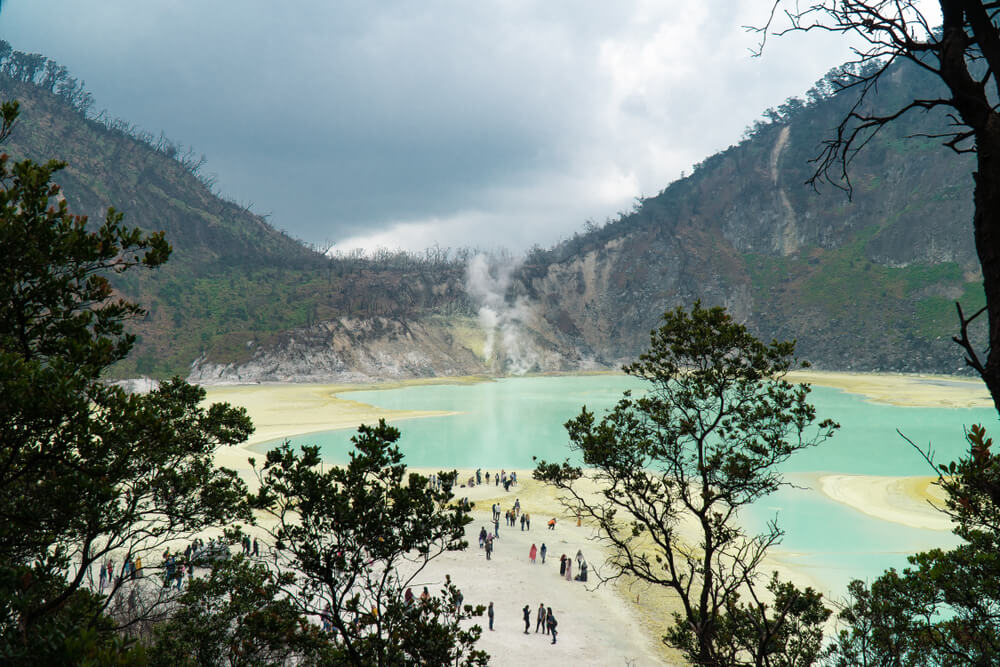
[465, 253, 540, 375]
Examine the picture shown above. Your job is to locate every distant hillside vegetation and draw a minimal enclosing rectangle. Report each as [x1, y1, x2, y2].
[0, 43, 475, 378]
[515, 57, 985, 374]
[0, 40, 987, 380]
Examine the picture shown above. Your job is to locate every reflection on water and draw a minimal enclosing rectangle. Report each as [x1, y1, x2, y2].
[250, 374, 990, 598]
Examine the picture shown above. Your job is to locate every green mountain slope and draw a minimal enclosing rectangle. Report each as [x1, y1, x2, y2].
[519, 59, 985, 374]
[1, 44, 988, 379]
[0, 71, 474, 378]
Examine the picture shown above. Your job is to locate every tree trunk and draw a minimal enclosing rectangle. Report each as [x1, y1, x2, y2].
[973, 126, 1000, 416]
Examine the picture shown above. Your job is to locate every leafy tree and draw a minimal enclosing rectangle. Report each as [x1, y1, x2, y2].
[534, 303, 837, 667]
[0, 99, 252, 662]
[825, 424, 1000, 666]
[757, 1, 1000, 413]
[753, 5, 1000, 661]
[249, 420, 487, 666]
[146, 557, 328, 667]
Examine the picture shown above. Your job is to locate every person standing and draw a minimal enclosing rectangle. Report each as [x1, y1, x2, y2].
[523, 605, 531, 634]
[485, 535, 493, 560]
[559, 554, 566, 576]
[565, 557, 573, 581]
[547, 608, 558, 644]
[520, 513, 526, 531]
[536, 603, 546, 633]
[488, 601, 495, 631]
[253, 537, 259, 557]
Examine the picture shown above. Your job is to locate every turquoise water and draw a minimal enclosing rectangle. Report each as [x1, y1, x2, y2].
[747, 479, 962, 594]
[250, 374, 994, 596]
[251, 375, 990, 475]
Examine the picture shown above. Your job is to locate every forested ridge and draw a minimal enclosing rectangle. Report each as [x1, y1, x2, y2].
[519, 57, 985, 375]
[0, 40, 476, 378]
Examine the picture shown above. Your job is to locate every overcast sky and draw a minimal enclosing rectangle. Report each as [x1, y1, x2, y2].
[0, 1, 934, 254]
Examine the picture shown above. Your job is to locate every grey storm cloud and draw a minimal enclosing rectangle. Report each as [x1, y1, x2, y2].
[0, 1, 889, 252]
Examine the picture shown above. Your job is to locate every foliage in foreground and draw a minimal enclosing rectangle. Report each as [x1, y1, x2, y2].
[0, 98, 253, 663]
[826, 424, 1000, 666]
[248, 420, 488, 666]
[535, 302, 837, 666]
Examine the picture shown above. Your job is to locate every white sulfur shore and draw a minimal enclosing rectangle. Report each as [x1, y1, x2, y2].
[817, 474, 953, 531]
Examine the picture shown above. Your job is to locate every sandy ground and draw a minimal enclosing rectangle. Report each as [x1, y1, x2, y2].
[201, 370, 988, 665]
[409, 471, 678, 666]
[787, 369, 992, 408]
[817, 474, 953, 531]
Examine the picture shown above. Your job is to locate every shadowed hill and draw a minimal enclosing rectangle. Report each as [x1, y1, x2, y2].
[0, 70, 476, 378]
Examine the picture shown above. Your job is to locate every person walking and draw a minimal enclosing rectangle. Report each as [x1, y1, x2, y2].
[523, 605, 531, 634]
[540, 543, 547, 563]
[547, 608, 558, 644]
[536, 603, 546, 633]
[253, 537, 259, 557]
[565, 557, 573, 581]
[529, 543, 537, 563]
[488, 601, 495, 631]
[485, 535, 493, 560]
[525, 512, 531, 530]
[520, 513, 526, 531]
[559, 554, 567, 576]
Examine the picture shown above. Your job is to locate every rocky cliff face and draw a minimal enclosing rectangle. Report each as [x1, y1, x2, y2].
[187, 59, 987, 383]
[191, 117, 983, 382]
[189, 316, 490, 383]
